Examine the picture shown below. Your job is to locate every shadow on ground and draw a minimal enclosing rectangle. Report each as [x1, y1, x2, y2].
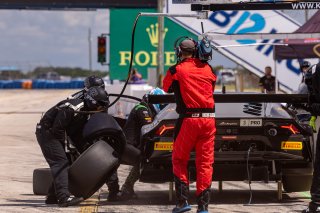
[0, 198, 47, 208]
[100, 189, 307, 206]
[0, 188, 308, 210]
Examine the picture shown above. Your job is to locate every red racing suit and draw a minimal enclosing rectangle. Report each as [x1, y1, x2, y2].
[163, 58, 216, 196]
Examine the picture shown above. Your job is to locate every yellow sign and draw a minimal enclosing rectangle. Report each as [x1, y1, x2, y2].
[119, 51, 176, 67]
[110, 9, 197, 80]
[154, 142, 173, 151]
[146, 23, 168, 47]
[281, 141, 303, 150]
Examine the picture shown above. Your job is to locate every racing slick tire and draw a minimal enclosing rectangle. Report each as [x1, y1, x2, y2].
[33, 168, 53, 195]
[282, 167, 313, 192]
[81, 113, 126, 155]
[120, 143, 141, 165]
[69, 140, 119, 199]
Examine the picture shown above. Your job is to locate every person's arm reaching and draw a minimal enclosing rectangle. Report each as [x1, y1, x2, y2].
[137, 106, 153, 126]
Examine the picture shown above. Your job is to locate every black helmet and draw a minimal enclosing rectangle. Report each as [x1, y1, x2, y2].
[301, 61, 311, 70]
[84, 75, 105, 90]
[84, 86, 109, 110]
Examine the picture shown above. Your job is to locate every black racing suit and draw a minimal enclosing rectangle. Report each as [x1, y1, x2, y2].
[120, 101, 154, 195]
[68, 89, 121, 195]
[68, 90, 85, 100]
[36, 99, 88, 201]
[310, 103, 320, 204]
[308, 67, 320, 205]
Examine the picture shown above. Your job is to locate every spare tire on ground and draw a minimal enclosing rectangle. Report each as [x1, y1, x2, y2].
[33, 168, 52, 195]
[69, 140, 119, 199]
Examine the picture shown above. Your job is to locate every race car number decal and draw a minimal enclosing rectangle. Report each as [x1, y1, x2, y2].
[154, 142, 173, 151]
[281, 141, 303, 150]
[240, 119, 262, 127]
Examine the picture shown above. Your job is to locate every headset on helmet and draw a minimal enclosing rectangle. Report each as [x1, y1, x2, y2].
[197, 36, 213, 61]
[84, 86, 109, 110]
[84, 75, 105, 91]
[174, 36, 213, 62]
[174, 36, 197, 60]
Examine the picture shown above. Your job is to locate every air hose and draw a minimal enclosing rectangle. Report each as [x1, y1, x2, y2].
[107, 13, 142, 108]
[62, 13, 143, 114]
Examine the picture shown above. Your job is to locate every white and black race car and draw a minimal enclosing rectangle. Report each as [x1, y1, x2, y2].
[139, 94, 314, 194]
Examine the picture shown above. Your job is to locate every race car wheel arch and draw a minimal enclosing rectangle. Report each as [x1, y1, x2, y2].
[69, 140, 119, 199]
[33, 168, 53, 195]
[82, 112, 126, 155]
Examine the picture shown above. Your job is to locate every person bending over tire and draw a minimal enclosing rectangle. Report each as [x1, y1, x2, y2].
[119, 88, 166, 201]
[36, 86, 109, 207]
[67, 75, 122, 202]
[106, 88, 166, 202]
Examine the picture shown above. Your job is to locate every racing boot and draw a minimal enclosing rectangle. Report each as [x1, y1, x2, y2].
[172, 177, 191, 213]
[58, 195, 83, 207]
[45, 184, 58, 204]
[302, 202, 320, 213]
[106, 175, 121, 202]
[196, 188, 211, 213]
[120, 165, 140, 201]
[45, 194, 58, 204]
[107, 190, 121, 202]
[119, 186, 138, 201]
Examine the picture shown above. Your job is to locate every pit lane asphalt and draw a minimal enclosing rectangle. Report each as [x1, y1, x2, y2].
[0, 90, 311, 213]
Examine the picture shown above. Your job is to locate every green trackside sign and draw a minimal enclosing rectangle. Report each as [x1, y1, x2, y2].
[109, 9, 196, 80]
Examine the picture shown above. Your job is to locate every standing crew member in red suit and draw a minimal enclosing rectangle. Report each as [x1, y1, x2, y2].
[163, 37, 216, 213]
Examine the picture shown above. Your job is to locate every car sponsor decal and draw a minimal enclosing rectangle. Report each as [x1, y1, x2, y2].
[217, 121, 239, 126]
[154, 142, 173, 151]
[144, 117, 152, 121]
[240, 119, 262, 127]
[281, 141, 303, 150]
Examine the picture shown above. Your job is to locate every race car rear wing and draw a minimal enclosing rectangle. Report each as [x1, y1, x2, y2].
[147, 94, 309, 104]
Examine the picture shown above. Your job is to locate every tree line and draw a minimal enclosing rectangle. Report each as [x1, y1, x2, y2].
[0, 67, 107, 80]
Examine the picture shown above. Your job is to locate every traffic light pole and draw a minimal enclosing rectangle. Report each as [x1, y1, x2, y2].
[88, 28, 92, 71]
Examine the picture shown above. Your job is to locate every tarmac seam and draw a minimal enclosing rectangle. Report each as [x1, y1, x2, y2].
[79, 190, 100, 213]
